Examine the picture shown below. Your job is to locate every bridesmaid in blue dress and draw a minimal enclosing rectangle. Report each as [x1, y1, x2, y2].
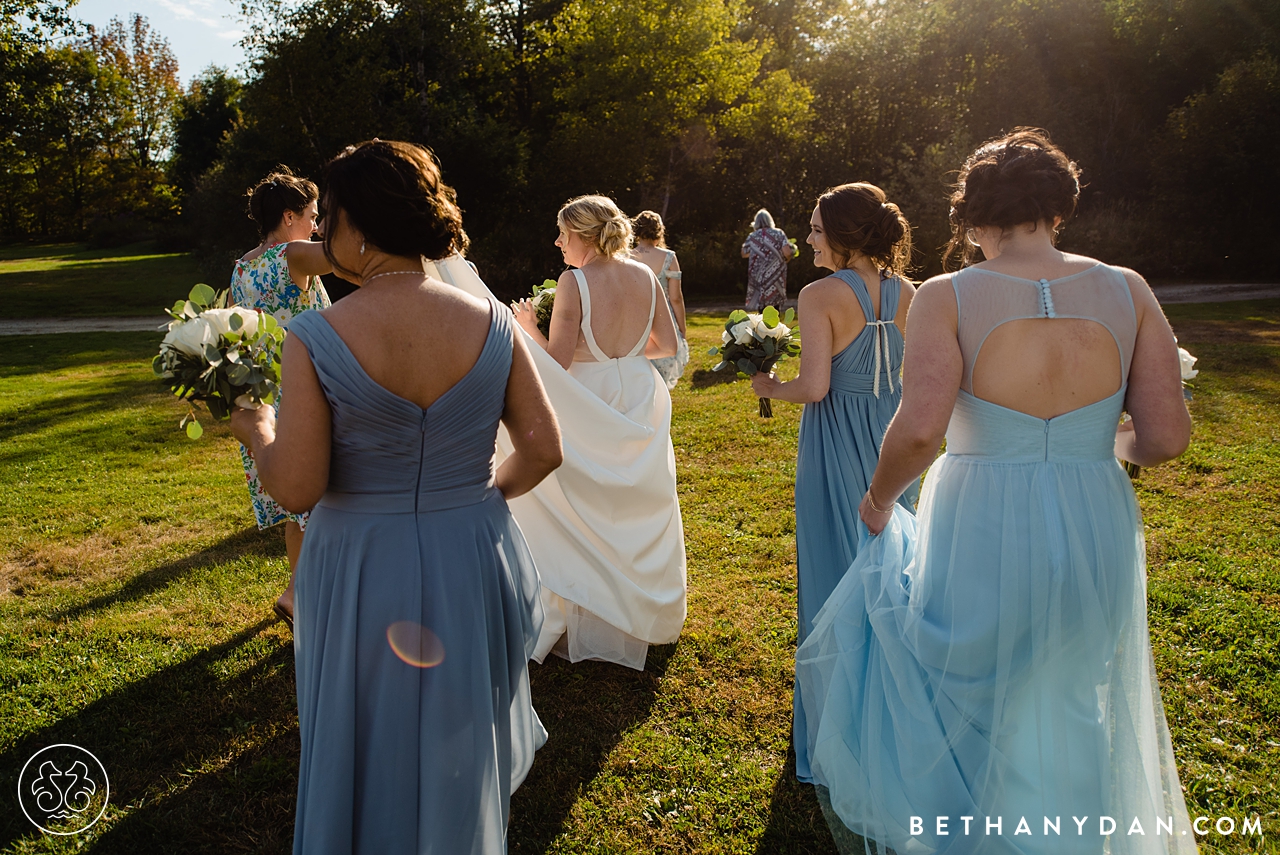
[750, 182, 917, 783]
[796, 130, 1197, 853]
[231, 140, 563, 853]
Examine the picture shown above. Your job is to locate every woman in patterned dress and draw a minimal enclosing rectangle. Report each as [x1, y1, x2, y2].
[231, 169, 333, 628]
[741, 208, 795, 311]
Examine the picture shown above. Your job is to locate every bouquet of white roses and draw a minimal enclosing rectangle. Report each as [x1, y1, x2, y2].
[516, 279, 558, 339]
[708, 305, 801, 417]
[153, 283, 285, 439]
[1122, 343, 1198, 478]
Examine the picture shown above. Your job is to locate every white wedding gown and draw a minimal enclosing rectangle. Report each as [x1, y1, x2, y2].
[425, 256, 688, 671]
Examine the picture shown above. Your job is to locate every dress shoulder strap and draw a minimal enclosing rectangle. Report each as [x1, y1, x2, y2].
[626, 269, 658, 358]
[829, 269, 876, 324]
[572, 269, 611, 362]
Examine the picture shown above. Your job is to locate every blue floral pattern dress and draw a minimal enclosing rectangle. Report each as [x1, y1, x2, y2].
[229, 243, 331, 530]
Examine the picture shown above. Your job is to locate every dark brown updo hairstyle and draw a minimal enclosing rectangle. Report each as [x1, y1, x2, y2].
[246, 166, 318, 238]
[321, 139, 468, 278]
[632, 210, 666, 248]
[945, 127, 1081, 270]
[816, 183, 912, 276]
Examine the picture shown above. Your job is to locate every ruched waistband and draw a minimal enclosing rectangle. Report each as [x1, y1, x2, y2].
[828, 371, 898, 396]
[317, 483, 496, 514]
[944, 389, 1123, 463]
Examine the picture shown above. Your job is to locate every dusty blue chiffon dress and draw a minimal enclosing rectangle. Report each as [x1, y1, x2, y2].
[286, 301, 546, 854]
[795, 263, 1196, 854]
[792, 269, 917, 782]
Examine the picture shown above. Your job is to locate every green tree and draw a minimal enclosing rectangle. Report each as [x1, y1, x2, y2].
[170, 66, 242, 194]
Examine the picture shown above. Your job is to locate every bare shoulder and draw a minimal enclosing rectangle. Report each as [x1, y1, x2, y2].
[668, 251, 680, 271]
[422, 276, 490, 314]
[908, 274, 959, 319]
[1112, 264, 1160, 321]
[238, 244, 268, 264]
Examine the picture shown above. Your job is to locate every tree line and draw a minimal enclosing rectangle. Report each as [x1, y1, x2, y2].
[3, 0, 1278, 295]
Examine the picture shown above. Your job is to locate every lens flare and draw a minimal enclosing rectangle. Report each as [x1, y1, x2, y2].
[386, 621, 445, 668]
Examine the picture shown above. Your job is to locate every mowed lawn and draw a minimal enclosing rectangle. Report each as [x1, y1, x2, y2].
[0, 243, 202, 319]
[0, 297, 1276, 853]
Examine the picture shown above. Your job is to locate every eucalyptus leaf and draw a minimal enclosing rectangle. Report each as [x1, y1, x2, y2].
[229, 312, 243, 331]
[189, 283, 217, 307]
[728, 309, 748, 323]
[186, 420, 204, 440]
[784, 307, 796, 324]
[736, 358, 758, 375]
[762, 305, 780, 328]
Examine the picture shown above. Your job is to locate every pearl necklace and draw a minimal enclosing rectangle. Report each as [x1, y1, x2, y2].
[362, 270, 426, 286]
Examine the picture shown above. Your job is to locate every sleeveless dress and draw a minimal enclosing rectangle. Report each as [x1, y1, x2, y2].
[512, 267, 687, 671]
[229, 243, 331, 530]
[743, 226, 790, 310]
[795, 263, 1196, 854]
[649, 250, 690, 390]
[285, 302, 546, 854]
[792, 269, 917, 784]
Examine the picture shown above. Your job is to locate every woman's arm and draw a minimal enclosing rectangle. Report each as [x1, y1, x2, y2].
[496, 332, 563, 499]
[512, 269, 581, 370]
[284, 240, 333, 291]
[860, 275, 962, 534]
[667, 255, 687, 336]
[750, 282, 834, 404]
[645, 269, 679, 359]
[229, 333, 332, 512]
[1115, 269, 1191, 466]
[782, 234, 796, 260]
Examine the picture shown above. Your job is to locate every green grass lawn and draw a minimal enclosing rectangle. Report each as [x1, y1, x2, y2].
[0, 303, 1276, 853]
[0, 244, 203, 319]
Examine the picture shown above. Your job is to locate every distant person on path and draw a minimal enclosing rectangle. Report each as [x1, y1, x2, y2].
[793, 129, 1195, 853]
[741, 208, 795, 311]
[231, 140, 559, 852]
[231, 168, 332, 629]
[749, 183, 916, 784]
[631, 210, 690, 389]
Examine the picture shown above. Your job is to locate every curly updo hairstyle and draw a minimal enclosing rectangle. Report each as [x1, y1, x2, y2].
[558, 195, 632, 259]
[246, 167, 318, 238]
[632, 210, 666, 248]
[321, 140, 468, 278]
[816, 183, 913, 276]
[945, 127, 1081, 270]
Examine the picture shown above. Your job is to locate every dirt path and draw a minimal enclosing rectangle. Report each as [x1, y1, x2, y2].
[0, 316, 168, 335]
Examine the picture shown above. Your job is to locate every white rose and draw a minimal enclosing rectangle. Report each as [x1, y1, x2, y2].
[763, 321, 791, 340]
[532, 287, 555, 308]
[731, 320, 755, 345]
[162, 317, 213, 357]
[202, 307, 260, 340]
[1177, 347, 1198, 381]
[721, 330, 733, 345]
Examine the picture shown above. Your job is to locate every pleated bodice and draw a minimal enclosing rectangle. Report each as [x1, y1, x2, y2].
[825, 270, 904, 397]
[946, 386, 1125, 463]
[287, 301, 512, 514]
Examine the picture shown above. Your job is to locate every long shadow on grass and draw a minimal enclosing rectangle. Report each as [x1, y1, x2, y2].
[0, 620, 299, 854]
[753, 747, 838, 855]
[0, 331, 161, 378]
[508, 644, 676, 853]
[54, 526, 283, 622]
[0, 376, 160, 448]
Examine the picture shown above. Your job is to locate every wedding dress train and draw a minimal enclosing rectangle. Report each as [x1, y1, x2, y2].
[426, 256, 687, 671]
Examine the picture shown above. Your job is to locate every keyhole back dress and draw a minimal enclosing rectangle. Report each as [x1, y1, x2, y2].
[285, 299, 546, 854]
[795, 262, 1196, 854]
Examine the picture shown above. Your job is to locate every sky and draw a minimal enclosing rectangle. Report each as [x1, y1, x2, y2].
[69, 0, 250, 84]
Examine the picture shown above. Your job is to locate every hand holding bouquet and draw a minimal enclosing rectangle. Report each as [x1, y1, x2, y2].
[153, 283, 285, 439]
[512, 279, 558, 340]
[1122, 343, 1198, 478]
[708, 306, 800, 417]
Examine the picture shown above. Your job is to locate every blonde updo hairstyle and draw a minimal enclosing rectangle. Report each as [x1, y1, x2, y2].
[558, 195, 633, 259]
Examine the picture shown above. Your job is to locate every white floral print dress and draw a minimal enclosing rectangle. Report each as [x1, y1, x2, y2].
[229, 243, 331, 530]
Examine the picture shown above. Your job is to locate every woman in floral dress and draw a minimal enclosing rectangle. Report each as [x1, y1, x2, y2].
[231, 169, 333, 628]
[741, 208, 795, 310]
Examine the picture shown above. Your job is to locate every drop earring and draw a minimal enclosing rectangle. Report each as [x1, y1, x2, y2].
[360, 240, 366, 255]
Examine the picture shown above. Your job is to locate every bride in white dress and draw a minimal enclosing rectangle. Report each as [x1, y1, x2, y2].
[509, 195, 687, 670]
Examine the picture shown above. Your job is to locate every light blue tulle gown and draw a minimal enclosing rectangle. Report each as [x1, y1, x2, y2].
[286, 302, 546, 854]
[793, 269, 918, 783]
[796, 263, 1196, 854]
